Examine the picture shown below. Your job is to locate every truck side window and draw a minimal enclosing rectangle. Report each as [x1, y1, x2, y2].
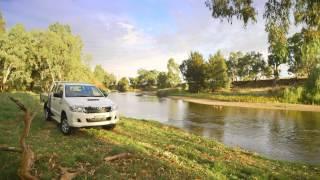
[51, 84, 57, 93]
[54, 85, 64, 98]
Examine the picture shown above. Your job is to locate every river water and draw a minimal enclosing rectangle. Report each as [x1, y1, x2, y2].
[109, 92, 320, 164]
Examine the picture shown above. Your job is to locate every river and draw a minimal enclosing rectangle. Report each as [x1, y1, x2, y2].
[109, 92, 320, 164]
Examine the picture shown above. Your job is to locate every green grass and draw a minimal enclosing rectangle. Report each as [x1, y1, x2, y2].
[157, 87, 308, 104]
[1, 92, 319, 179]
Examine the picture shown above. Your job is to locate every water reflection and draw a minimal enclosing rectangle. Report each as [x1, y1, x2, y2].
[109, 92, 320, 164]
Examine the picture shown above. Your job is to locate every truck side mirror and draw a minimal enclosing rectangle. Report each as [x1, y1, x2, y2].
[53, 92, 62, 98]
[103, 91, 108, 97]
[100, 89, 108, 97]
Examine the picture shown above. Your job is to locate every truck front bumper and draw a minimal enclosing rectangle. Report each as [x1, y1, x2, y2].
[67, 110, 119, 128]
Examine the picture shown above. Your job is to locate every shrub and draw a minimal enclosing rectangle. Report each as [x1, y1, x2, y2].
[302, 66, 320, 104]
[282, 87, 303, 104]
[156, 88, 181, 97]
[117, 77, 130, 92]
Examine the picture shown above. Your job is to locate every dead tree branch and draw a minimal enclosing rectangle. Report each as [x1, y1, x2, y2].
[9, 96, 38, 180]
[0, 145, 22, 153]
[104, 153, 132, 162]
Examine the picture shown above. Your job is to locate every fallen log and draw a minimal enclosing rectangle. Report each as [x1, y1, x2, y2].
[9, 97, 38, 180]
[59, 167, 79, 180]
[0, 145, 22, 153]
[104, 153, 132, 162]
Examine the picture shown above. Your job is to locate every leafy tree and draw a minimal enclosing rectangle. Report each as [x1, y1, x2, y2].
[206, 51, 230, 90]
[157, 72, 168, 89]
[166, 58, 181, 87]
[179, 51, 206, 92]
[226, 51, 243, 82]
[294, 0, 320, 30]
[93, 65, 116, 89]
[288, 32, 305, 77]
[129, 77, 138, 89]
[0, 24, 32, 91]
[300, 28, 320, 76]
[0, 19, 95, 91]
[205, 0, 257, 26]
[117, 77, 129, 92]
[0, 12, 5, 35]
[93, 65, 106, 83]
[104, 72, 117, 90]
[137, 69, 159, 89]
[303, 66, 320, 104]
[205, 0, 320, 81]
[238, 52, 271, 80]
[264, 0, 291, 80]
[48, 23, 84, 81]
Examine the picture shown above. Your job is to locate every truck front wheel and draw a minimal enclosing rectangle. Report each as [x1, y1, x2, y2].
[102, 124, 116, 130]
[60, 115, 72, 135]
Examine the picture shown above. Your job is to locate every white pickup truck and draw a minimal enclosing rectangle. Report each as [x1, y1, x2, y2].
[42, 81, 119, 135]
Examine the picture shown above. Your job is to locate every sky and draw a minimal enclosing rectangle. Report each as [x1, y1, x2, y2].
[0, 0, 288, 78]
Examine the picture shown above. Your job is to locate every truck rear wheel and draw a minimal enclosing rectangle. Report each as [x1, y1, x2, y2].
[44, 103, 51, 121]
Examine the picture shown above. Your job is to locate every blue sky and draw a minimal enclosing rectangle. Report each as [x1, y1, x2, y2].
[0, 0, 285, 78]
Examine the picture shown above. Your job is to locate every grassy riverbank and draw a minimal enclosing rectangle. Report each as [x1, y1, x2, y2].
[0, 92, 319, 179]
[157, 87, 318, 104]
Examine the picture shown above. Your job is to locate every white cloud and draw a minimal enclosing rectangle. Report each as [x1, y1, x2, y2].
[2, 0, 292, 78]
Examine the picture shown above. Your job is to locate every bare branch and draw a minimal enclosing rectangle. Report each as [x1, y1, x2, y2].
[9, 97, 38, 180]
[0, 145, 22, 153]
[104, 153, 132, 162]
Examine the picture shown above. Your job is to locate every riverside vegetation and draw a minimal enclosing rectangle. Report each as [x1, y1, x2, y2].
[1, 1, 320, 178]
[0, 92, 319, 179]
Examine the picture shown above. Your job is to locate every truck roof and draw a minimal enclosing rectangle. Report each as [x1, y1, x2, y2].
[53, 81, 94, 86]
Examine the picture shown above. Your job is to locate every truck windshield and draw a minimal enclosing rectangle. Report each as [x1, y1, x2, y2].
[65, 85, 104, 97]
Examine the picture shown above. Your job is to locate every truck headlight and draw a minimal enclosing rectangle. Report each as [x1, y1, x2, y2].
[111, 104, 118, 111]
[69, 105, 85, 112]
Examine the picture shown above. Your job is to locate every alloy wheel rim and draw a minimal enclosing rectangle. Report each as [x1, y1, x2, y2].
[62, 119, 69, 133]
[44, 110, 48, 119]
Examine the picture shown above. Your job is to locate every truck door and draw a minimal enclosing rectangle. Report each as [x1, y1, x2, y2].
[51, 84, 64, 120]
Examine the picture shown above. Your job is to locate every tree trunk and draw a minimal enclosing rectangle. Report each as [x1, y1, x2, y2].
[1, 63, 12, 91]
[45, 58, 55, 83]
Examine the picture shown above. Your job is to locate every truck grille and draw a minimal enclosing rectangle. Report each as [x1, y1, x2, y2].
[84, 106, 111, 113]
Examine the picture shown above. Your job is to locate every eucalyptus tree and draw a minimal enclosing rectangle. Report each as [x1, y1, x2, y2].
[0, 12, 5, 35]
[205, 0, 320, 80]
[137, 69, 159, 88]
[238, 52, 271, 80]
[129, 77, 138, 89]
[94, 65, 106, 83]
[206, 51, 230, 90]
[157, 72, 168, 89]
[288, 32, 305, 77]
[93, 65, 117, 89]
[226, 51, 243, 82]
[179, 51, 207, 92]
[117, 77, 130, 92]
[0, 24, 32, 91]
[166, 58, 181, 87]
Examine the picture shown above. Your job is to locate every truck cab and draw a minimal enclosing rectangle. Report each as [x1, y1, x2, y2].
[43, 81, 119, 135]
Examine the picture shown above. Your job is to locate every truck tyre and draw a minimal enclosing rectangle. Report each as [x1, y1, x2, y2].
[44, 103, 51, 121]
[102, 124, 116, 130]
[60, 115, 72, 135]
